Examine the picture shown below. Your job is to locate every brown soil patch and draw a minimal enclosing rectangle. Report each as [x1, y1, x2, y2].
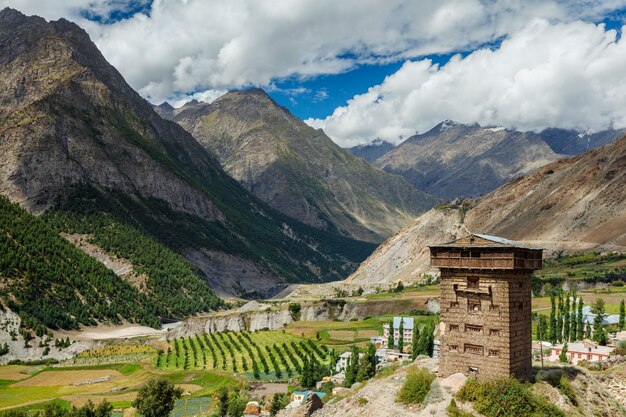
[13, 370, 122, 387]
[0, 365, 32, 381]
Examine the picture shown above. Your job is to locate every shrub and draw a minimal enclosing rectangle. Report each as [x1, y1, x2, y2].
[288, 303, 301, 320]
[358, 397, 368, 406]
[397, 367, 435, 404]
[446, 399, 475, 417]
[611, 280, 624, 287]
[456, 377, 564, 417]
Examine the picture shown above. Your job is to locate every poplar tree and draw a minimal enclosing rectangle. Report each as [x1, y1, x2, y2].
[398, 320, 404, 352]
[570, 297, 577, 342]
[411, 325, 420, 360]
[592, 298, 608, 346]
[619, 299, 625, 330]
[563, 293, 570, 342]
[556, 291, 564, 342]
[344, 345, 360, 387]
[549, 293, 557, 344]
[356, 343, 376, 382]
[577, 298, 584, 341]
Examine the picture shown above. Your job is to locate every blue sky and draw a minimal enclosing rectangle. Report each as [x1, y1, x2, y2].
[5, 0, 626, 146]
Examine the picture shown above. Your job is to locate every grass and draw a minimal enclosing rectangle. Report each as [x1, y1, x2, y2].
[285, 314, 438, 347]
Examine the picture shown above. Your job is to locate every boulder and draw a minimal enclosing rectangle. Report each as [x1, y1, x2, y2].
[303, 392, 323, 416]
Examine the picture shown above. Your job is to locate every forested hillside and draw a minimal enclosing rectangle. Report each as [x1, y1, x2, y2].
[0, 196, 222, 331]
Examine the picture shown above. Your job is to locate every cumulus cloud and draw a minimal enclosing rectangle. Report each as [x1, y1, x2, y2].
[3, 0, 626, 106]
[307, 19, 626, 147]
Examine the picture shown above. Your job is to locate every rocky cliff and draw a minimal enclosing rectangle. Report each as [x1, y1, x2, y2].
[169, 89, 437, 242]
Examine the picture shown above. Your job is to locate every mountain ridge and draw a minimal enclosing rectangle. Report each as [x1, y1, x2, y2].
[347, 134, 626, 286]
[374, 121, 562, 200]
[168, 88, 438, 242]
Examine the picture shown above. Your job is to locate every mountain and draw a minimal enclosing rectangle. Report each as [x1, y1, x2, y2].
[168, 89, 437, 242]
[0, 7, 377, 314]
[347, 134, 626, 286]
[538, 127, 626, 155]
[375, 121, 562, 200]
[346, 139, 395, 162]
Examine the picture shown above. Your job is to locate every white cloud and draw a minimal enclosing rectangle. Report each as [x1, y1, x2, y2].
[3, 0, 626, 106]
[307, 19, 626, 147]
[169, 89, 228, 108]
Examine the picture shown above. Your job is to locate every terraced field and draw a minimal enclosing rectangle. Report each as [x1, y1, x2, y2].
[156, 331, 328, 379]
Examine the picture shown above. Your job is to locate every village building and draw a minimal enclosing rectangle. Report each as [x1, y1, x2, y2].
[581, 306, 621, 327]
[550, 341, 613, 365]
[430, 233, 542, 380]
[335, 351, 364, 372]
[382, 317, 415, 348]
[374, 347, 412, 365]
[289, 391, 326, 406]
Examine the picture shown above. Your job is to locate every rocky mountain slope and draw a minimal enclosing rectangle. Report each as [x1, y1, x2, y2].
[167, 90, 437, 242]
[539, 127, 626, 155]
[346, 139, 395, 162]
[348, 135, 626, 286]
[0, 8, 376, 301]
[375, 121, 562, 200]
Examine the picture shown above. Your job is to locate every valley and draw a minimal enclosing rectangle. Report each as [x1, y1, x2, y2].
[1, 5, 626, 417]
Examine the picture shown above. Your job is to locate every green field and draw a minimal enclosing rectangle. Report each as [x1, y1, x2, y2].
[534, 252, 626, 282]
[156, 331, 327, 379]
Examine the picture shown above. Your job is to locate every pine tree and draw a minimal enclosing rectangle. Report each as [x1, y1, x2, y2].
[411, 325, 420, 360]
[619, 299, 625, 330]
[585, 322, 592, 339]
[398, 319, 404, 352]
[387, 320, 394, 349]
[577, 298, 584, 341]
[270, 394, 284, 417]
[217, 388, 229, 417]
[549, 293, 557, 344]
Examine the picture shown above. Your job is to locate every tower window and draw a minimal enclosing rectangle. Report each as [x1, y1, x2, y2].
[465, 324, 483, 334]
[468, 299, 481, 313]
[449, 324, 459, 332]
[464, 344, 483, 355]
[467, 276, 479, 289]
[489, 329, 500, 336]
[488, 349, 500, 357]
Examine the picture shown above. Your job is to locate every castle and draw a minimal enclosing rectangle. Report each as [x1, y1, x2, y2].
[430, 233, 542, 380]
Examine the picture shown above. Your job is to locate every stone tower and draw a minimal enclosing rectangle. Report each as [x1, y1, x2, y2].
[430, 233, 542, 380]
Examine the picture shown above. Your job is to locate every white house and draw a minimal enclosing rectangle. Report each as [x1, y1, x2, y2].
[382, 317, 415, 348]
[335, 351, 364, 372]
[549, 341, 613, 365]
